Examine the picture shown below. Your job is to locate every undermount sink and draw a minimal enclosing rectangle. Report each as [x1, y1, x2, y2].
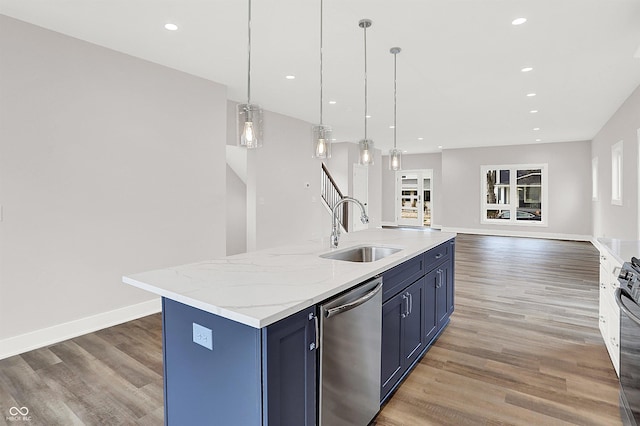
[320, 245, 402, 263]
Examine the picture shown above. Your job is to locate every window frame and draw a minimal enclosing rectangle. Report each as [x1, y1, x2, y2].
[480, 163, 548, 226]
[611, 140, 623, 206]
[592, 156, 598, 201]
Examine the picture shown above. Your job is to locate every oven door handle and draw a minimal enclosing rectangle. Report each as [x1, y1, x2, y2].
[615, 288, 640, 327]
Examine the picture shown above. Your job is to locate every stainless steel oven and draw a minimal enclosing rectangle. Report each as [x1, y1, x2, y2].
[616, 258, 640, 426]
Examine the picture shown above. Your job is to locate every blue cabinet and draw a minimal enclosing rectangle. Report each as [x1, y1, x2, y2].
[380, 238, 455, 403]
[162, 298, 317, 426]
[263, 307, 317, 425]
[381, 276, 426, 400]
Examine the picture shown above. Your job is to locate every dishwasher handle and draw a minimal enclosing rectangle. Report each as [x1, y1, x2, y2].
[325, 282, 382, 319]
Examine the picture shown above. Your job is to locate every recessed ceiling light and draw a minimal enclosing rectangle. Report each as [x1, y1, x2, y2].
[164, 23, 178, 31]
[366, 115, 372, 119]
[521, 67, 533, 72]
[403, 150, 408, 153]
[285, 75, 295, 80]
[526, 93, 536, 97]
[417, 137, 424, 141]
[438, 145, 443, 149]
[533, 127, 540, 131]
[329, 100, 337, 105]
[331, 138, 337, 141]
[535, 138, 542, 142]
[530, 110, 538, 114]
[512, 17, 527, 26]
[389, 125, 395, 129]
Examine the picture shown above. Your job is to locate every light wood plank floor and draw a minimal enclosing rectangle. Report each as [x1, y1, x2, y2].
[374, 234, 621, 426]
[0, 234, 621, 425]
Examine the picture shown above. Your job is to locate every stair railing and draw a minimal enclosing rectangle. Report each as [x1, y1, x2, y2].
[321, 163, 349, 232]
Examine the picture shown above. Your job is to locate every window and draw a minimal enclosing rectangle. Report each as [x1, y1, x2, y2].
[612, 141, 623, 206]
[592, 157, 598, 201]
[481, 164, 547, 225]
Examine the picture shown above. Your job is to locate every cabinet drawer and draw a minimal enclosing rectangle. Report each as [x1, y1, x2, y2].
[382, 255, 424, 302]
[424, 241, 451, 272]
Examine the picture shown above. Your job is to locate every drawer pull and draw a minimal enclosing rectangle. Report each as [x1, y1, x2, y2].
[435, 253, 443, 259]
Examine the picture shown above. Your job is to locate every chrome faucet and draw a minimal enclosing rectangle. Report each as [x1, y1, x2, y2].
[331, 196, 369, 248]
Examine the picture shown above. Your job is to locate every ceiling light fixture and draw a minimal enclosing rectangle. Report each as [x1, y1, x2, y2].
[285, 75, 296, 80]
[521, 67, 533, 72]
[530, 109, 538, 113]
[533, 127, 540, 131]
[526, 93, 536, 97]
[389, 47, 402, 171]
[312, 0, 331, 159]
[358, 19, 374, 166]
[512, 17, 527, 25]
[418, 137, 424, 141]
[237, 0, 263, 149]
[164, 23, 178, 31]
[329, 100, 336, 105]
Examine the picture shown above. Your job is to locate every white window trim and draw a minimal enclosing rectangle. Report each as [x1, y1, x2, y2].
[592, 156, 599, 201]
[480, 163, 548, 227]
[612, 140, 623, 206]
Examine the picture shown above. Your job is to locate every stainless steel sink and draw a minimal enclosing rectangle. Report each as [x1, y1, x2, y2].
[320, 245, 402, 263]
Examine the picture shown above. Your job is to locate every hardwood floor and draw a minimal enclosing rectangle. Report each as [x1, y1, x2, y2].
[0, 234, 621, 425]
[374, 234, 621, 426]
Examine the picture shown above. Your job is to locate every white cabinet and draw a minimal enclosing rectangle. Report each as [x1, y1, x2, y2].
[599, 252, 621, 376]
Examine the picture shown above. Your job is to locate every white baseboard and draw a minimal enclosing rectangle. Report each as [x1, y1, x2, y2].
[0, 298, 161, 360]
[441, 226, 592, 242]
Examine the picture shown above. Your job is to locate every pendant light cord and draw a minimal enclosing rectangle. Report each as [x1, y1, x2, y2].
[393, 50, 397, 149]
[319, 0, 324, 125]
[247, 0, 252, 105]
[363, 23, 368, 140]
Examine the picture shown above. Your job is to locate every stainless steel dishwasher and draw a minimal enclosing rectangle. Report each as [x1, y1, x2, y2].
[319, 277, 382, 426]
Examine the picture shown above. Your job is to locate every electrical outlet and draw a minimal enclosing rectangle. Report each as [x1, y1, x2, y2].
[193, 323, 213, 350]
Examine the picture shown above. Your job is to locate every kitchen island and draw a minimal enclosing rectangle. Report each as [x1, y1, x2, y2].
[123, 228, 456, 425]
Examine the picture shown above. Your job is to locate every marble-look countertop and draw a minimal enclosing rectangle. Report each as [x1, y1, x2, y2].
[597, 237, 640, 265]
[123, 228, 456, 328]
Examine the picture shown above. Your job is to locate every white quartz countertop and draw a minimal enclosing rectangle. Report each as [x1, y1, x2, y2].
[123, 228, 456, 328]
[597, 238, 640, 265]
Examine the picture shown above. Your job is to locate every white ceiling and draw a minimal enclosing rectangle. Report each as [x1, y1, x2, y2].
[2, 0, 640, 154]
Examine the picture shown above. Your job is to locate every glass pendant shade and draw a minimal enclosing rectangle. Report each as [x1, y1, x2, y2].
[237, 103, 263, 149]
[359, 139, 375, 165]
[312, 124, 332, 158]
[389, 148, 402, 171]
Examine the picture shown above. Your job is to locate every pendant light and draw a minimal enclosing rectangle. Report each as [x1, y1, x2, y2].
[389, 47, 402, 171]
[312, 0, 331, 158]
[358, 19, 374, 165]
[237, 0, 263, 149]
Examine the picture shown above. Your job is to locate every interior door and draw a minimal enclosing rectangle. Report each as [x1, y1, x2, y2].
[397, 170, 433, 227]
[353, 164, 369, 231]
[397, 173, 421, 226]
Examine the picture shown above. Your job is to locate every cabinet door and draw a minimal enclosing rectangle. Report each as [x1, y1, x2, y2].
[423, 268, 438, 343]
[263, 306, 317, 426]
[381, 291, 405, 401]
[403, 277, 425, 367]
[435, 262, 453, 331]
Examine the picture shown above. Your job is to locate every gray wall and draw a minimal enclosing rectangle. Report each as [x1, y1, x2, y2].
[381, 153, 443, 226]
[225, 101, 330, 252]
[592, 84, 640, 240]
[0, 16, 227, 342]
[440, 141, 593, 239]
[324, 142, 382, 230]
[250, 109, 327, 250]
